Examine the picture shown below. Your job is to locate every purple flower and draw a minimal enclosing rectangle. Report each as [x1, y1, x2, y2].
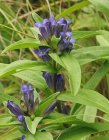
[21, 85, 34, 113]
[55, 74, 65, 92]
[34, 46, 51, 61]
[21, 135, 25, 140]
[43, 72, 65, 92]
[7, 100, 23, 116]
[35, 16, 75, 50]
[18, 115, 27, 130]
[58, 31, 76, 53]
[44, 100, 57, 114]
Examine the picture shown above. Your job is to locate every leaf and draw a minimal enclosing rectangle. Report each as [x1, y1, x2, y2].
[25, 116, 43, 134]
[2, 38, 42, 53]
[71, 46, 109, 65]
[56, 1, 90, 19]
[84, 60, 109, 89]
[49, 53, 64, 67]
[89, 0, 109, 18]
[57, 126, 96, 140]
[58, 89, 109, 114]
[32, 12, 43, 22]
[25, 132, 53, 140]
[45, 115, 82, 125]
[35, 93, 59, 115]
[61, 54, 81, 95]
[14, 70, 47, 90]
[0, 60, 44, 78]
[96, 30, 109, 46]
[0, 92, 19, 104]
[73, 31, 99, 40]
[0, 127, 22, 140]
[34, 132, 53, 140]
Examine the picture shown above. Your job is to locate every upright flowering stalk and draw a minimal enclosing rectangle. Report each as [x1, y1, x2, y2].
[34, 16, 75, 114]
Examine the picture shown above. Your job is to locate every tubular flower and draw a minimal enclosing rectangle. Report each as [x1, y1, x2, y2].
[43, 72, 65, 92]
[21, 135, 25, 140]
[7, 100, 23, 116]
[44, 100, 57, 114]
[21, 85, 34, 113]
[35, 16, 75, 53]
[18, 115, 27, 130]
[34, 46, 51, 61]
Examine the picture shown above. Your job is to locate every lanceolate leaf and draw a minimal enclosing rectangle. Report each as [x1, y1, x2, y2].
[57, 122, 109, 140]
[61, 54, 81, 95]
[25, 116, 43, 134]
[89, 0, 109, 18]
[0, 60, 53, 78]
[56, 1, 90, 19]
[14, 70, 47, 90]
[2, 38, 43, 53]
[58, 89, 109, 114]
[71, 46, 109, 65]
[84, 60, 109, 89]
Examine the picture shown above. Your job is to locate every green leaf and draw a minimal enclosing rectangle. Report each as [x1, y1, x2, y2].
[32, 12, 43, 22]
[0, 127, 22, 140]
[57, 122, 109, 140]
[34, 132, 53, 140]
[25, 132, 53, 140]
[89, 0, 109, 18]
[73, 31, 99, 40]
[61, 54, 81, 95]
[56, 1, 90, 19]
[0, 60, 44, 78]
[58, 89, 109, 114]
[25, 116, 43, 134]
[57, 126, 96, 140]
[14, 70, 47, 90]
[84, 60, 109, 89]
[71, 46, 109, 65]
[2, 38, 42, 53]
[35, 93, 59, 115]
[0, 92, 19, 104]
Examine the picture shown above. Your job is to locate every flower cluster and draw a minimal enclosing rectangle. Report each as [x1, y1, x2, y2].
[7, 85, 34, 130]
[34, 17, 75, 61]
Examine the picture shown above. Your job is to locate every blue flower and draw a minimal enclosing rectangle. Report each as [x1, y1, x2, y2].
[43, 72, 65, 92]
[44, 100, 57, 114]
[21, 85, 34, 113]
[35, 16, 75, 53]
[21, 135, 25, 140]
[18, 115, 27, 130]
[58, 31, 76, 53]
[7, 100, 23, 116]
[34, 46, 51, 61]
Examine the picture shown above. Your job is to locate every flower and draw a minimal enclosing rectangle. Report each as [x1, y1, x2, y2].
[35, 16, 75, 53]
[18, 115, 27, 130]
[58, 32, 76, 53]
[21, 135, 25, 140]
[21, 85, 34, 113]
[7, 101, 27, 130]
[34, 46, 51, 61]
[44, 100, 57, 114]
[43, 72, 65, 92]
[7, 100, 23, 116]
